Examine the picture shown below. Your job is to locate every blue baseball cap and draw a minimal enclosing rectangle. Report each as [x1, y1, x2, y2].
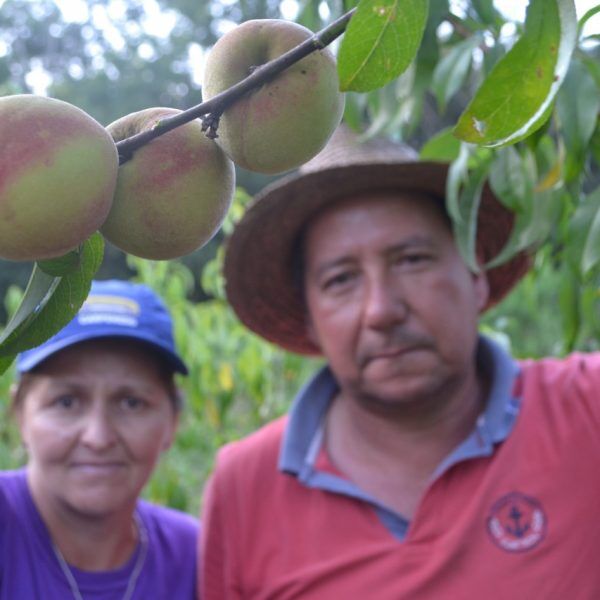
[16, 279, 188, 375]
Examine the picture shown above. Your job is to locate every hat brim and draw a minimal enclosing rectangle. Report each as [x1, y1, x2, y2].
[17, 329, 189, 375]
[224, 160, 530, 355]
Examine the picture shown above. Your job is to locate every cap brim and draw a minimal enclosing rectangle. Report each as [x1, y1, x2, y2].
[17, 329, 189, 375]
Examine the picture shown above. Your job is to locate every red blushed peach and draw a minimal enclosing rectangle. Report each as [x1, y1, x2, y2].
[101, 107, 235, 260]
[0, 95, 118, 261]
[202, 19, 345, 175]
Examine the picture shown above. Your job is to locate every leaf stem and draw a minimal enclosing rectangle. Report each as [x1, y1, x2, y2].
[116, 9, 355, 165]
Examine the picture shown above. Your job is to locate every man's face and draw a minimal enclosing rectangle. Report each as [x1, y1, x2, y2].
[16, 338, 178, 520]
[303, 192, 489, 411]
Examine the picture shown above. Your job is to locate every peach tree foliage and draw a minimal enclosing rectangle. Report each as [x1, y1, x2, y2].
[1, 0, 600, 376]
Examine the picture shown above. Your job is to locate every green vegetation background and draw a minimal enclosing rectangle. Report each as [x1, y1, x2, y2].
[1, 196, 596, 516]
[0, 0, 598, 516]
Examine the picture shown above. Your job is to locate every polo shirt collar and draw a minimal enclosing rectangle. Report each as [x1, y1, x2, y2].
[279, 335, 521, 476]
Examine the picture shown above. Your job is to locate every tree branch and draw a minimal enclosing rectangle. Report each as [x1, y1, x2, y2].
[116, 9, 355, 165]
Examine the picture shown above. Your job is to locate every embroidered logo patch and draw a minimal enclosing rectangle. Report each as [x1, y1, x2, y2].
[487, 491, 547, 552]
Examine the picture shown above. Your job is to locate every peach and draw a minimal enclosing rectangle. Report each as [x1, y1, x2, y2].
[0, 95, 118, 261]
[202, 19, 345, 174]
[102, 107, 235, 260]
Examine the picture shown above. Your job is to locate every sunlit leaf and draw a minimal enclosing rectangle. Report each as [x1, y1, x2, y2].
[338, 0, 428, 92]
[577, 4, 600, 37]
[0, 233, 104, 358]
[454, 0, 577, 147]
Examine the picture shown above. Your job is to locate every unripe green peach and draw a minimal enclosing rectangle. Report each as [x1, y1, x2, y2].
[102, 107, 235, 260]
[202, 19, 345, 175]
[0, 95, 118, 261]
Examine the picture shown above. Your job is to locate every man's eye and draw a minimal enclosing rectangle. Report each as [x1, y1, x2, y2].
[120, 396, 145, 411]
[398, 253, 431, 267]
[323, 271, 354, 290]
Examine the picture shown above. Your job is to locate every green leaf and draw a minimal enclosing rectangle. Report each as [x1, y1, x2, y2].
[471, 0, 502, 29]
[578, 4, 600, 37]
[558, 263, 581, 352]
[420, 127, 461, 162]
[489, 145, 536, 211]
[556, 59, 600, 182]
[0, 354, 16, 376]
[582, 187, 600, 275]
[37, 248, 83, 277]
[486, 188, 562, 269]
[446, 144, 493, 271]
[431, 36, 480, 113]
[338, 0, 428, 92]
[0, 233, 104, 357]
[453, 0, 577, 147]
[0, 268, 60, 348]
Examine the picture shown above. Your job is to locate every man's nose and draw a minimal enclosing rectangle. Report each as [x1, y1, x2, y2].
[80, 406, 118, 450]
[363, 274, 408, 329]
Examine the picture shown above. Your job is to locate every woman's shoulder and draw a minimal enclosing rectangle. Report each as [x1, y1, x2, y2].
[0, 468, 29, 508]
[136, 500, 199, 547]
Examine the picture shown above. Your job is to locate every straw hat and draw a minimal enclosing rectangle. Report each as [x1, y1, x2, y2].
[224, 126, 530, 355]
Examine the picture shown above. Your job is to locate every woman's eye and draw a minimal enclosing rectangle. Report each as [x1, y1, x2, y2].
[53, 395, 78, 409]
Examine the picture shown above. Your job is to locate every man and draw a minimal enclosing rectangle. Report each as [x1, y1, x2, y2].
[200, 127, 600, 599]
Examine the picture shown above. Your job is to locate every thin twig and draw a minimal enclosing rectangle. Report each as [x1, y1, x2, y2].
[116, 9, 355, 165]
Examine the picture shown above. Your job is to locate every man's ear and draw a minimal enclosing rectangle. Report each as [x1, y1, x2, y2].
[305, 315, 323, 352]
[473, 270, 490, 313]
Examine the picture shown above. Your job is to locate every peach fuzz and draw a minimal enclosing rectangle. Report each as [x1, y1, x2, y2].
[202, 19, 345, 174]
[0, 95, 118, 261]
[101, 107, 235, 260]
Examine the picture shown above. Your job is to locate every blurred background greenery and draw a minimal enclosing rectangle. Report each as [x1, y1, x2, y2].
[0, 0, 598, 515]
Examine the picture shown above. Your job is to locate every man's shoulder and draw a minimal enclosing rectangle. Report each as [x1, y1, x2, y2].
[215, 415, 288, 479]
[519, 351, 600, 387]
[219, 415, 288, 460]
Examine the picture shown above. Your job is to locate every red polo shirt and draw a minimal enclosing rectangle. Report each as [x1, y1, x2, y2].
[200, 340, 600, 599]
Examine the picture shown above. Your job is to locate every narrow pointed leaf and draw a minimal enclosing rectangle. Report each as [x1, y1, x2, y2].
[454, 0, 577, 147]
[0, 268, 60, 347]
[338, 0, 428, 92]
[0, 354, 14, 376]
[431, 36, 480, 112]
[582, 187, 600, 275]
[0, 233, 104, 357]
[578, 4, 600, 37]
[446, 144, 493, 271]
[556, 59, 600, 182]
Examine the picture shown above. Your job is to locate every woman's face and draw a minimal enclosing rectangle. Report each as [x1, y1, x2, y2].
[14, 338, 178, 519]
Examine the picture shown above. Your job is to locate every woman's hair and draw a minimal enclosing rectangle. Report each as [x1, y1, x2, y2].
[11, 338, 184, 413]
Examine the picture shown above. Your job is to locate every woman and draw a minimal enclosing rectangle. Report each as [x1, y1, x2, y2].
[1, 279, 198, 599]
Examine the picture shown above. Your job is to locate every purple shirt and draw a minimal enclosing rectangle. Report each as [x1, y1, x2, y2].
[0, 469, 198, 599]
